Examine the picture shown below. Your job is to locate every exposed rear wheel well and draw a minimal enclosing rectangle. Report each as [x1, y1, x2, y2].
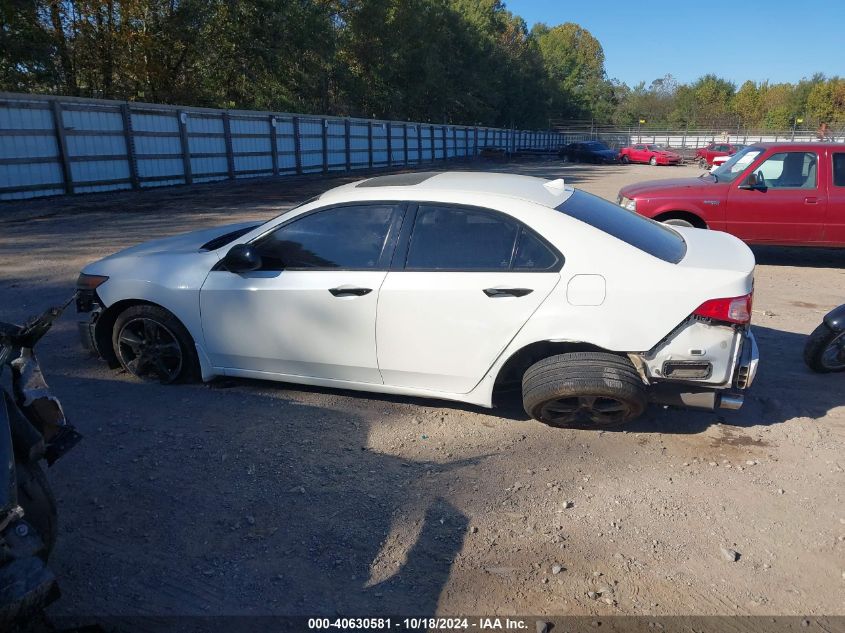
[492, 341, 625, 402]
[654, 211, 707, 228]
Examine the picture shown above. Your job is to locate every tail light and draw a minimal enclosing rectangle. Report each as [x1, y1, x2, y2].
[692, 293, 753, 324]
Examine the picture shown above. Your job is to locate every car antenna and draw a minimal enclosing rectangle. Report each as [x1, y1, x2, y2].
[544, 178, 567, 194]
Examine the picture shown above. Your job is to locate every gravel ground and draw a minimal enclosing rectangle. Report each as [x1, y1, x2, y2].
[1, 159, 843, 622]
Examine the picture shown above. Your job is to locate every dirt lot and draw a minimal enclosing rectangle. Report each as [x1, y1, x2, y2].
[1, 159, 844, 624]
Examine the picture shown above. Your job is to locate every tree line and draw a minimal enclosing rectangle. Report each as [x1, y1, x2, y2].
[1, 0, 842, 130]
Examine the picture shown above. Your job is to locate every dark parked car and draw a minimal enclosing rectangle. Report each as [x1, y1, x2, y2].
[559, 141, 619, 164]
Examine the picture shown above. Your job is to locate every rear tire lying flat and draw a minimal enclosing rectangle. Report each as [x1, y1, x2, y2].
[804, 322, 845, 372]
[522, 352, 647, 429]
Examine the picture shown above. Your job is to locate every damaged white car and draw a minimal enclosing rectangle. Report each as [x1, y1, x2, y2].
[76, 171, 758, 429]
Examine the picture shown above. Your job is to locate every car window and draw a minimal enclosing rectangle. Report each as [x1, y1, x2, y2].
[556, 190, 687, 264]
[833, 153, 845, 187]
[405, 205, 559, 271]
[712, 146, 763, 183]
[634, 145, 645, 150]
[513, 229, 559, 270]
[406, 205, 517, 270]
[254, 204, 398, 270]
[752, 152, 817, 189]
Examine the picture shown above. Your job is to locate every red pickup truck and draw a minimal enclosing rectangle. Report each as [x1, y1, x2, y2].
[617, 143, 845, 246]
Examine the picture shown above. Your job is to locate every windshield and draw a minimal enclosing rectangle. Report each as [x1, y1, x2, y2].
[586, 142, 609, 150]
[711, 146, 763, 183]
[647, 144, 666, 151]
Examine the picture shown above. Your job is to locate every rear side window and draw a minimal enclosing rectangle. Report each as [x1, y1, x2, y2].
[556, 190, 687, 264]
[405, 205, 560, 271]
[514, 231, 558, 270]
[833, 153, 845, 187]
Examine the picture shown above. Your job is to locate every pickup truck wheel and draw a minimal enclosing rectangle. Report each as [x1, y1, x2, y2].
[649, 156, 658, 166]
[522, 352, 647, 429]
[112, 305, 200, 384]
[662, 218, 694, 228]
[804, 323, 845, 372]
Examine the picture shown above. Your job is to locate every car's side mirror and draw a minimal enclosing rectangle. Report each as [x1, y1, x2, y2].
[740, 171, 766, 190]
[222, 243, 262, 273]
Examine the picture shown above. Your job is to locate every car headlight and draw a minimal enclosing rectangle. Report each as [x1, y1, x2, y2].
[619, 196, 637, 211]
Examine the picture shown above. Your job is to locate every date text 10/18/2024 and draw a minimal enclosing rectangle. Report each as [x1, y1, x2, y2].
[307, 617, 532, 631]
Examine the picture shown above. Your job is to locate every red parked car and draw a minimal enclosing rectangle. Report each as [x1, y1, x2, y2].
[619, 143, 682, 166]
[617, 143, 845, 246]
[695, 142, 744, 168]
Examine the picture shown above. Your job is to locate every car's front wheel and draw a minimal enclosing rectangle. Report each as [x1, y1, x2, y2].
[620, 155, 629, 164]
[649, 156, 658, 166]
[522, 352, 647, 429]
[112, 304, 199, 384]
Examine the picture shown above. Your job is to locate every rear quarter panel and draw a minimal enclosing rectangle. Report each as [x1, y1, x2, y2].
[477, 206, 753, 355]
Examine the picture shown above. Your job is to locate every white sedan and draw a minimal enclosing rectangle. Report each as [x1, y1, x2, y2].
[76, 171, 758, 428]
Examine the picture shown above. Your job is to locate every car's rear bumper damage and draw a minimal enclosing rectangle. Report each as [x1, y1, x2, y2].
[632, 323, 758, 412]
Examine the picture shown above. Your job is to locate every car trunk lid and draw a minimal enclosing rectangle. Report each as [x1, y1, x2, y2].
[671, 225, 755, 298]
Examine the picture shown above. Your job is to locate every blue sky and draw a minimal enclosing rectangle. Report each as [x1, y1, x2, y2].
[506, 0, 844, 87]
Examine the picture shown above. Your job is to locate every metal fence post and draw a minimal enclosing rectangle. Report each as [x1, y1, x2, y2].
[222, 112, 235, 179]
[403, 124, 409, 165]
[344, 119, 351, 171]
[452, 127, 458, 158]
[473, 127, 478, 157]
[386, 122, 393, 168]
[177, 110, 193, 185]
[321, 118, 329, 174]
[417, 125, 423, 163]
[50, 101, 73, 194]
[442, 126, 448, 162]
[269, 115, 279, 176]
[367, 121, 373, 169]
[120, 103, 139, 189]
[429, 126, 435, 162]
[293, 116, 303, 175]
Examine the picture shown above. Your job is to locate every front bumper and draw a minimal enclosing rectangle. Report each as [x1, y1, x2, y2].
[76, 290, 103, 356]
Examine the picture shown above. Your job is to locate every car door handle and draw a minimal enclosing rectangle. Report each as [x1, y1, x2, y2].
[329, 286, 372, 297]
[483, 287, 534, 298]
[804, 197, 818, 204]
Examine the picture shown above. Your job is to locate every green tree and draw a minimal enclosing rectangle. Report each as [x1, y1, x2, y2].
[532, 21, 612, 122]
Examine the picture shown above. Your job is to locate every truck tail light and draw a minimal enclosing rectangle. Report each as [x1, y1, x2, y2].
[692, 293, 753, 325]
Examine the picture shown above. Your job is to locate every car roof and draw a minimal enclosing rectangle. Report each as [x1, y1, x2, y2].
[320, 171, 576, 209]
[743, 142, 843, 150]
